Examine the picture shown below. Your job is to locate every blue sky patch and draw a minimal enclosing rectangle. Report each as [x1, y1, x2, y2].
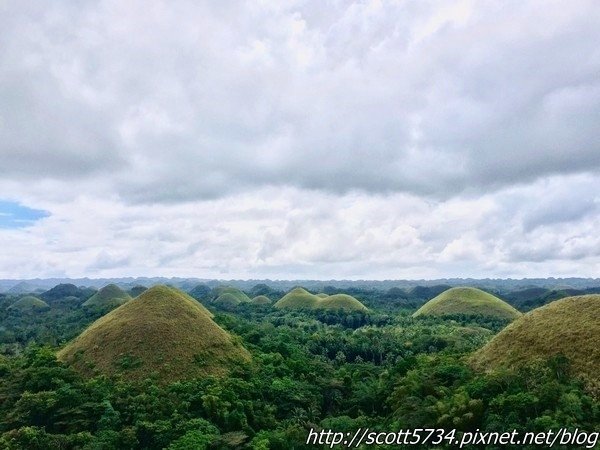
[0, 200, 49, 229]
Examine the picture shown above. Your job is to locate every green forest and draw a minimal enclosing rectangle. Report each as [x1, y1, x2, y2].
[0, 282, 598, 449]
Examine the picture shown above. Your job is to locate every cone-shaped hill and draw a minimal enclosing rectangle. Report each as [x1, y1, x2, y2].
[251, 295, 271, 305]
[275, 287, 320, 309]
[83, 284, 132, 309]
[213, 286, 251, 303]
[317, 294, 368, 312]
[167, 286, 213, 318]
[413, 287, 521, 320]
[215, 293, 243, 307]
[8, 296, 50, 313]
[275, 288, 368, 312]
[153, 285, 212, 318]
[58, 285, 249, 382]
[471, 295, 600, 395]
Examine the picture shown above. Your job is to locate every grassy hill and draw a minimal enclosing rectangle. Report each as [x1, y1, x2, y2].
[470, 294, 600, 396]
[413, 287, 521, 320]
[275, 288, 368, 312]
[251, 295, 271, 305]
[316, 294, 368, 312]
[212, 286, 251, 303]
[274, 288, 320, 309]
[8, 296, 50, 313]
[82, 284, 131, 309]
[189, 284, 211, 300]
[215, 293, 243, 307]
[57, 285, 249, 382]
[164, 285, 213, 318]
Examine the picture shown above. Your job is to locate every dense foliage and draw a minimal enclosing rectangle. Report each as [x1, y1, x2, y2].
[0, 286, 598, 449]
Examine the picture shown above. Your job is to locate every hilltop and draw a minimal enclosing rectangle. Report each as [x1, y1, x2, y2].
[317, 294, 368, 312]
[8, 296, 50, 313]
[274, 288, 368, 312]
[413, 287, 521, 320]
[215, 293, 244, 307]
[168, 286, 213, 318]
[470, 294, 600, 395]
[82, 284, 131, 309]
[275, 288, 320, 309]
[251, 295, 271, 305]
[212, 286, 251, 303]
[189, 284, 211, 300]
[58, 285, 249, 382]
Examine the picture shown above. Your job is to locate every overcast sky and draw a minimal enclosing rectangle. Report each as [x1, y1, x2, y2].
[0, 0, 599, 280]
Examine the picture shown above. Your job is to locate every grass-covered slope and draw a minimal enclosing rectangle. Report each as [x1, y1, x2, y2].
[275, 288, 368, 312]
[470, 294, 600, 394]
[165, 285, 213, 318]
[82, 284, 131, 308]
[251, 295, 272, 305]
[215, 293, 243, 307]
[316, 294, 368, 312]
[413, 287, 521, 320]
[316, 293, 329, 299]
[274, 288, 320, 309]
[57, 285, 249, 382]
[213, 287, 251, 303]
[8, 296, 50, 312]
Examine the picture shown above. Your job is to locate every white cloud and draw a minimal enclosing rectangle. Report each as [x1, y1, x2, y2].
[0, 174, 598, 279]
[2, 0, 599, 200]
[0, 0, 599, 278]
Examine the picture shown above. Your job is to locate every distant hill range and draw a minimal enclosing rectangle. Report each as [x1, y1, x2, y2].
[2, 277, 600, 294]
[1, 278, 599, 313]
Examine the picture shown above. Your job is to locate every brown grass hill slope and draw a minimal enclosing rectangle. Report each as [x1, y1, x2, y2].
[165, 286, 213, 318]
[470, 294, 600, 396]
[316, 294, 368, 312]
[274, 287, 320, 309]
[57, 285, 249, 383]
[412, 287, 521, 321]
[82, 284, 132, 309]
[8, 296, 50, 313]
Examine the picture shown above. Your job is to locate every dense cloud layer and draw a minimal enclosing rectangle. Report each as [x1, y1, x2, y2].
[0, 0, 599, 278]
[0, 174, 598, 279]
[2, 0, 600, 200]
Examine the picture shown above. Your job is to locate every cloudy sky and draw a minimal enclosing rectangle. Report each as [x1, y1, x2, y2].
[0, 0, 599, 280]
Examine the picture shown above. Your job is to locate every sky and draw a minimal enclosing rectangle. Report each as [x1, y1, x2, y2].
[0, 0, 599, 280]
